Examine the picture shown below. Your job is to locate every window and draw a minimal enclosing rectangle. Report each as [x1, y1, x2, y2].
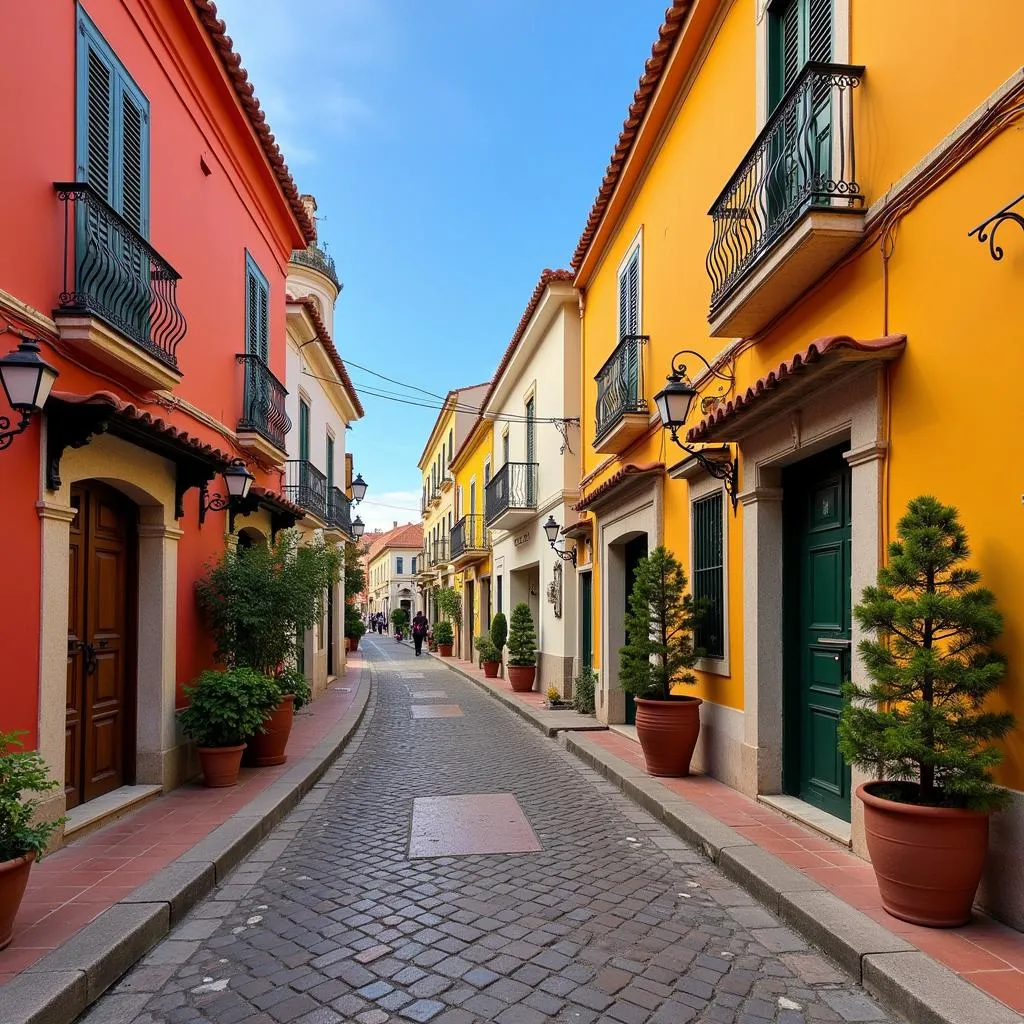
[469, 479, 476, 516]
[502, 430, 510, 466]
[411, 556, 417, 574]
[245, 253, 270, 363]
[326, 433, 335, 491]
[496, 574, 503, 615]
[298, 399, 310, 461]
[77, 9, 150, 235]
[484, 457, 491, 486]
[396, 557, 404, 575]
[618, 246, 640, 340]
[692, 492, 725, 659]
[769, 0, 832, 110]
[448, 430, 453, 463]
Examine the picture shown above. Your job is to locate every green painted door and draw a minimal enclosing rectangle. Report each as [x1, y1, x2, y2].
[580, 572, 593, 672]
[622, 535, 648, 726]
[783, 445, 852, 821]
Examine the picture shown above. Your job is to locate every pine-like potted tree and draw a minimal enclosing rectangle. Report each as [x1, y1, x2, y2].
[434, 620, 454, 657]
[507, 602, 538, 692]
[490, 612, 508, 678]
[839, 496, 1014, 927]
[619, 547, 702, 777]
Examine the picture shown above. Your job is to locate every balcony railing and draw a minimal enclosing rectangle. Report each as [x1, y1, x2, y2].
[426, 537, 448, 566]
[54, 182, 186, 370]
[706, 62, 865, 310]
[485, 462, 538, 525]
[285, 460, 328, 520]
[329, 486, 352, 534]
[450, 514, 488, 560]
[237, 354, 291, 451]
[595, 334, 648, 441]
[290, 244, 340, 289]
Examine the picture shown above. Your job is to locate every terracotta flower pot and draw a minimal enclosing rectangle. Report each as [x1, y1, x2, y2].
[508, 665, 536, 692]
[349, 634, 361, 651]
[246, 695, 295, 767]
[0, 852, 35, 951]
[197, 744, 247, 788]
[634, 696, 702, 777]
[482, 660, 501, 678]
[857, 782, 991, 927]
[438, 644, 454, 657]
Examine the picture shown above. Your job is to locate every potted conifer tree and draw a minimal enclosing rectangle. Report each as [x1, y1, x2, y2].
[619, 547, 702, 777]
[507, 602, 538, 692]
[490, 611, 508, 678]
[434, 620, 454, 657]
[839, 496, 1014, 927]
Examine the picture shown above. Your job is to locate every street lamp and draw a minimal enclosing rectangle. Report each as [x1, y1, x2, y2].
[0, 333, 59, 451]
[351, 515, 366, 540]
[351, 473, 368, 504]
[653, 349, 740, 514]
[543, 515, 577, 568]
[199, 458, 255, 526]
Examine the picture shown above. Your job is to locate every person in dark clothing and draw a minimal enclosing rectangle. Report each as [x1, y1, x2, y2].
[411, 611, 429, 656]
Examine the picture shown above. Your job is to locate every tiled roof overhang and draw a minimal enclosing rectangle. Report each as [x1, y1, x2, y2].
[561, 518, 594, 539]
[573, 461, 665, 512]
[192, 1, 316, 245]
[687, 335, 908, 443]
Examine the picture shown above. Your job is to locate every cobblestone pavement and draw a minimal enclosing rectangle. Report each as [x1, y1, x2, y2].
[82, 639, 899, 1024]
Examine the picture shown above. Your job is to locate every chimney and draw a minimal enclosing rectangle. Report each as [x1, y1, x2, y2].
[299, 194, 318, 243]
[393, 520, 398, 529]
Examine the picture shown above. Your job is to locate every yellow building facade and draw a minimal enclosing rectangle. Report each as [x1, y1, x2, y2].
[575, 0, 1024, 928]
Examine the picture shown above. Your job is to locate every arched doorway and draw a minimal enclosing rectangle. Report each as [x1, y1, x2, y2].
[66, 480, 138, 810]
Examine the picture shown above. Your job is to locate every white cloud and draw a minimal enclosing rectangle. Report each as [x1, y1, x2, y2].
[356, 491, 422, 535]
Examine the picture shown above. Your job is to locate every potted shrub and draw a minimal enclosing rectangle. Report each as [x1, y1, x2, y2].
[434, 620, 454, 657]
[0, 732, 64, 951]
[391, 607, 410, 637]
[490, 612, 507, 678]
[474, 635, 501, 677]
[619, 546, 701, 777]
[345, 606, 366, 651]
[179, 669, 281, 787]
[247, 668, 312, 768]
[507, 602, 538, 692]
[839, 496, 1015, 928]
[573, 666, 597, 716]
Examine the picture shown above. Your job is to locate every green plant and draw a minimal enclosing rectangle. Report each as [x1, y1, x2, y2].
[474, 634, 500, 664]
[435, 586, 462, 625]
[196, 532, 341, 675]
[573, 667, 597, 716]
[345, 605, 366, 640]
[178, 669, 281, 748]
[391, 607, 410, 631]
[434, 620, 454, 646]
[619, 546, 699, 700]
[490, 612, 508, 652]
[0, 732, 64, 861]
[276, 667, 312, 710]
[507, 603, 537, 667]
[546, 686, 561, 703]
[838, 496, 1014, 811]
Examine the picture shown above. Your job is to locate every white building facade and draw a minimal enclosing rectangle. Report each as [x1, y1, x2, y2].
[368, 524, 424, 622]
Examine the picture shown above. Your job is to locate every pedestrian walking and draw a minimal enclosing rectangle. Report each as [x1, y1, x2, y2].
[411, 611, 428, 656]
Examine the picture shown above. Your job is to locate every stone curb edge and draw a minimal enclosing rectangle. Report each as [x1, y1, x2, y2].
[558, 732, 1021, 1024]
[426, 651, 608, 738]
[0, 671, 373, 1024]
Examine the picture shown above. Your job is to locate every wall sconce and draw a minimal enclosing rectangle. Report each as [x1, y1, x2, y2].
[351, 473, 368, 504]
[543, 515, 577, 568]
[199, 459, 255, 527]
[653, 350, 739, 514]
[351, 515, 366, 540]
[0, 332, 59, 451]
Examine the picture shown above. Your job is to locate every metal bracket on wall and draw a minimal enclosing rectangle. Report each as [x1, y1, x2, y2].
[175, 464, 216, 520]
[969, 191, 1024, 260]
[45, 404, 112, 490]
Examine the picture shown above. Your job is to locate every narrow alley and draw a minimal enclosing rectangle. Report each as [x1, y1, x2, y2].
[81, 641, 895, 1024]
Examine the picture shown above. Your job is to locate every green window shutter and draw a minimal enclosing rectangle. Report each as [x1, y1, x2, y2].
[299, 400, 310, 461]
[809, 0, 833, 64]
[769, 0, 832, 108]
[118, 85, 148, 234]
[617, 248, 640, 339]
[244, 253, 270, 362]
[693, 492, 725, 659]
[525, 397, 535, 464]
[326, 435, 335, 490]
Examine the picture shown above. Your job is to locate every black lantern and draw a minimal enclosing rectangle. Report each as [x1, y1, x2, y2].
[351, 473, 367, 504]
[543, 515, 577, 568]
[0, 333, 59, 451]
[657, 350, 740, 515]
[351, 515, 366, 540]
[199, 458, 255, 525]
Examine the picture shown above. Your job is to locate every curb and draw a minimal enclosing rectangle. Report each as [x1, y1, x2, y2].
[0, 673, 373, 1024]
[559, 732, 1020, 1024]
[426, 652, 608, 738]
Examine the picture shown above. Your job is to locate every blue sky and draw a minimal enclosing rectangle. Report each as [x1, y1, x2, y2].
[214, 0, 669, 532]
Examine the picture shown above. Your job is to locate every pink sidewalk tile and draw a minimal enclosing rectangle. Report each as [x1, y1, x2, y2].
[0, 656, 365, 982]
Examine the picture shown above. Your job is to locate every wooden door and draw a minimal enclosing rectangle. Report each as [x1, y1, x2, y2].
[66, 482, 136, 810]
[783, 445, 852, 821]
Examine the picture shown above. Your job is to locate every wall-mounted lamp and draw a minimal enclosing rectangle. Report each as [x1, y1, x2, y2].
[351, 515, 366, 540]
[543, 515, 577, 568]
[653, 349, 739, 514]
[199, 458, 255, 527]
[0, 332, 59, 451]
[351, 473, 368, 504]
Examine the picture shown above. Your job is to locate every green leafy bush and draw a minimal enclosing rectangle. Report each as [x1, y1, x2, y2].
[0, 732, 64, 861]
[838, 496, 1015, 811]
[619, 547, 699, 700]
[573, 667, 597, 716]
[490, 612, 508, 652]
[179, 669, 281, 748]
[435, 586, 462, 624]
[391, 607, 410, 631]
[474, 634, 500, 664]
[434, 620, 454, 646]
[276, 667, 312, 710]
[345, 604, 366, 640]
[507, 603, 537, 667]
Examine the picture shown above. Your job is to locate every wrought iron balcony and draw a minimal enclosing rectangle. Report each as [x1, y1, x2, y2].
[54, 182, 186, 373]
[285, 459, 328, 520]
[450, 514, 488, 563]
[594, 334, 649, 454]
[329, 485, 352, 534]
[237, 354, 291, 453]
[706, 63, 865, 336]
[428, 537, 449, 566]
[290, 244, 340, 289]
[486, 462, 538, 529]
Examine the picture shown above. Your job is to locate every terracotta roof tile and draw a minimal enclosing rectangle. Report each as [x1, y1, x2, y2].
[192, 1, 316, 245]
[250, 484, 304, 519]
[571, 1, 692, 271]
[368, 522, 423, 559]
[573, 461, 665, 511]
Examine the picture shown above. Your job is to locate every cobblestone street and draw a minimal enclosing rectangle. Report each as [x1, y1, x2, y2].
[83, 639, 898, 1024]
